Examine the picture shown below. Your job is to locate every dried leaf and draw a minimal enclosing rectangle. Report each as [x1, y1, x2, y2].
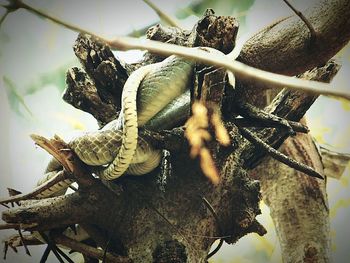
[211, 111, 230, 146]
[200, 148, 220, 185]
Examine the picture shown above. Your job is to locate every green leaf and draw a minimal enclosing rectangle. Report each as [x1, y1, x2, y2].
[25, 62, 73, 95]
[176, 0, 255, 20]
[3, 76, 33, 117]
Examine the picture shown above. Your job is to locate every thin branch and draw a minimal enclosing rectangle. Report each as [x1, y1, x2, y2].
[30, 135, 74, 173]
[39, 232, 74, 263]
[40, 245, 51, 263]
[30, 134, 96, 187]
[0, 171, 72, 205]
[107, 38, 350, 100]
[234, 118, 308, 133]
[3, 242, 9, 260]
[15, 0, 99, 38]
[17, 228, 31, 256]
[38, 232, 65, 263]
[53, 235, 131, 263]
[3, 233, 43, 248]
[2, 192, 90, 230]
[201, 197, 224, 259]
[143, 0, 182, 28]
[11, 0, 350, 101]
[239, 126, 324, 179]
[0, 223, 20, 230]
[282, 0, 317, 42]
[237, 101, 303, 135]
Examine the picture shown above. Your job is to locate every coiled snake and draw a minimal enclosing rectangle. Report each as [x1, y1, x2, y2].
[0, 54, 194, 206]
[71, 55, 193, 180]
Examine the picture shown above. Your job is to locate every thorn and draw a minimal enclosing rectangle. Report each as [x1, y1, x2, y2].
[7, 188, 22, 196]
[1, 203, 9, 208]
[282, 0, 317, 43]
[10, 245, 18, 253]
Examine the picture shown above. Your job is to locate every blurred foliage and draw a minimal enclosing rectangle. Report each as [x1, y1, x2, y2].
[2, 61, 74, 118]
[177, 0, 255, 24]
[54, 112, 86, 131]
[339, 98, 350, 111]
[3, 76, 33, 118]
[330, 198, 350, 219]
[25, 63, 72, 94]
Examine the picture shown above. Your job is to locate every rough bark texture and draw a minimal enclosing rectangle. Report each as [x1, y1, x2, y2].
[238, 0, 350, 75]
[249, 60, 341, 263]
[1, 0, 350, 262]
[236, 0, 350, 108]
[253, 133, 330, 263]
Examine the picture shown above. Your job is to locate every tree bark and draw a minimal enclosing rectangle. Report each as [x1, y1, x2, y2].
[1, 0, 350, 262]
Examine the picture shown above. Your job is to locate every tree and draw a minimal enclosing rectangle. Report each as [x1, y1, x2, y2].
[0, 0, 350, 262]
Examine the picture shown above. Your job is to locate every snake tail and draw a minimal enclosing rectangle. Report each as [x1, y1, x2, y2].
[99, 64, 155, 180]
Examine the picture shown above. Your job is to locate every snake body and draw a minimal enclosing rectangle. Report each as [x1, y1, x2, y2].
[71, 55, 194, 180]
[0, 55, 194, 206]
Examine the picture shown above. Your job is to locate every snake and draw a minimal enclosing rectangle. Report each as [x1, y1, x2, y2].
[0, 55, 194, 206]
[71, 55, 194, 180]
[0, 54, 195, 250]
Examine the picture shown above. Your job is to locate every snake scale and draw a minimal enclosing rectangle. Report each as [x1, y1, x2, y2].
[71, 55, 194, 180]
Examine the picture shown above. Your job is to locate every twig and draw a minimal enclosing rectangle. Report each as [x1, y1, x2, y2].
[107, 39, 350, 100]
[3, 233, 43, 249]
[38, 232, 65, 263]
[201, 197, 224, 259]
[40, 245, 51, 263]
[0, 171, 72, 205]
[0, 223, 20, 230]
[31, 135, 74, 173]
[239, 127, 324, 179]
[30, 134, 96, 187]
[3, 242, 9, 260]
[233, 118, 308, 133]
[17, 228, 31, 256]
[283, 0, 317, 42]
[236, 101, 308, 135]
[10, 0, 350, 101]
[53, 235, 131, 262]
[143, 0, 182, 28]
[148, 201, 191, 244]
[40, 232, 76, 263]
